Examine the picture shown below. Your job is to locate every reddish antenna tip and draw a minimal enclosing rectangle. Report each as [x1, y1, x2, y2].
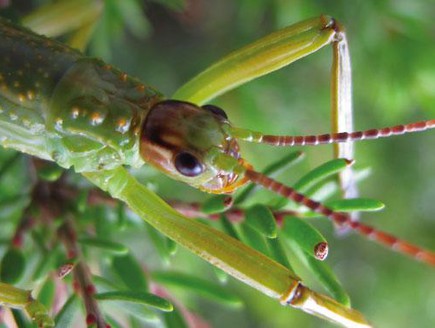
[245, 168, 435, 266]
[239, 119, 435, 147]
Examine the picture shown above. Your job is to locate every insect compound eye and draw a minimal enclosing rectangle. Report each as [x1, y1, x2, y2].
[202, 104, 228, 120]
[174, 152, 204, 177]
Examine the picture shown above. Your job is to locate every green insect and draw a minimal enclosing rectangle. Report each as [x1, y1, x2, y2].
[0, 7, 434, 328]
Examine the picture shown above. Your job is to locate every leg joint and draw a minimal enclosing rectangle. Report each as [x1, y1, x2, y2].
[320, 15, 346, 42]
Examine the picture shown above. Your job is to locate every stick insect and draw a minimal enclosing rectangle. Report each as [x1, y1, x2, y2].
[0, 4, 434, 328]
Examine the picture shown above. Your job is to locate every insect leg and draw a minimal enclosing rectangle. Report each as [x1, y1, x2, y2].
[0, 282, 54, 327]
[174, 15, 340, 105]
[84, 167, 370, 327]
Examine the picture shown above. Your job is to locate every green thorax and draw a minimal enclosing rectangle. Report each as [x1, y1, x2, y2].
[47, 58, 163, 171]
[0, 18, 164, 172]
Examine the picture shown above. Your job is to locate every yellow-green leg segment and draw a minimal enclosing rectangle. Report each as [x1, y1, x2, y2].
[84, 167, 370, 327]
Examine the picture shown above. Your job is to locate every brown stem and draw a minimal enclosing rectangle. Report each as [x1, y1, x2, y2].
[167, 200, 300, 225]
[58, 218, 107, 328]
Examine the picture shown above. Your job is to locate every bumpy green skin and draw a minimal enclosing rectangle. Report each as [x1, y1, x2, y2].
[0, 18, 164, 172]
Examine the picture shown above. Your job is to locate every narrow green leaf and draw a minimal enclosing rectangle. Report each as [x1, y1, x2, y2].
[145, 224, 172, 264]
[0, 151, 21, 178]
[22, 0, 102, 38]
[293, 158, 350, 193]
[303, 180, 339, 203]
[165, 237, 178, 255]
[92, 275, 120, 292]
[262, 151, 305, 176]
[111, 254, 148, 291]
[94, 209, 114, 237]
[288, 239, 350, 306]
[239, 223, 270, 256]
[163, 306, 188, 328]
[1, 247, 26, 284]
[76, 190, 89, 214]
[266, 236, 293, 271]
[67, 17, 99, 51]
[201, 194, 233, 214]
[234, 151, 304, 204]
[324, 198, 385, 212]
[37, 162, 64, 182]
[213, 217, 232, 283]
[308, 254, 351, 307]
[116, 202, 127, 228]
[105, 316, 124, 328]
[89, 3, 113, 59]
[55, 295, 80, 328]
[213, 266, 229, 283]
[282, 217, 328, 260]
[115, 301, 159, 322]
[92, 276, 159, 322]
[0, 152, 21, 178]
[32, 248, 58, 281]
[79, 237, 129, 255]
[11, 309, 32, 328]
[37, 279, 55, 309]
[0, 195, 30, 219]
[95, 291, 173, 312]
[152, 271, 243, 307]
[113, 0, 150, 38]
[245, 204, 277, 238]
[219, 215, 240, 240]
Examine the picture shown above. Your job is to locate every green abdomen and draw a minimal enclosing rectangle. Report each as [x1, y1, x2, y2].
[0, 17, 81, 159]
[0, 18, 164, 171]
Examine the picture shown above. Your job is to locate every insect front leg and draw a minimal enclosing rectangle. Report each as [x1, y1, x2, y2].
[84, 167, 371, 327]
[0, 282, 54, 327]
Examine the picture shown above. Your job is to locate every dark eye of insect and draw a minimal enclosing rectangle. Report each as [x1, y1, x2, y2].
[202, 104, 228, 120]
[174, 152, 204, 177]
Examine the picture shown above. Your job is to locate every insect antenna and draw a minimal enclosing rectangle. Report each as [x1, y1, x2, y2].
[229, 119, 435, 146]
[243, 168, 435, 266]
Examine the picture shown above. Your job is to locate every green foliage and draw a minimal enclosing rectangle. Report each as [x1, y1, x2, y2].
[201, 194, 233, 214]
[54, 295, 80, 327]
[111, 254, 149, 291]
[245, 204, 277, 238]
[0, 248, 25, 284]
[0, 1, 434, 328]
[94, 291, 173, 311]
[79, 237, 129, 255]
[152, 271, 243, 307]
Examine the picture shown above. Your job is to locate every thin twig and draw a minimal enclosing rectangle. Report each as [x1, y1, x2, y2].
[58, 217, 107, 328]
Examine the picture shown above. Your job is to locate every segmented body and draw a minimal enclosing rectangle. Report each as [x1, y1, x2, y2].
[0, 18, 163, 172]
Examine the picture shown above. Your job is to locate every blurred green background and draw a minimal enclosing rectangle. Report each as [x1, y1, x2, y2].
[1, 1, 435, 327]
